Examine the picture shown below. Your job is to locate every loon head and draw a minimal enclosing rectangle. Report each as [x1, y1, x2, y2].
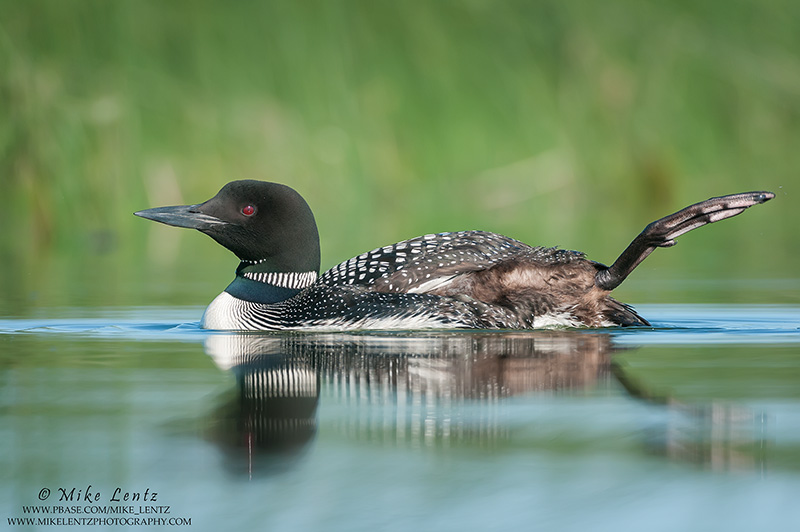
[135, 180, 321, 273]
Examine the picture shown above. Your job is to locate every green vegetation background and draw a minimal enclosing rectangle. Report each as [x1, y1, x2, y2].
[1, 0, 798, 313]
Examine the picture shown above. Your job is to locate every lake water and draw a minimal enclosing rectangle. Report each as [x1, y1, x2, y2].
[1, 302, 799, 531]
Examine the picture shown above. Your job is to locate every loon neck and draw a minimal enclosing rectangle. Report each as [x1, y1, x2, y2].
[225, 261, 318, 304]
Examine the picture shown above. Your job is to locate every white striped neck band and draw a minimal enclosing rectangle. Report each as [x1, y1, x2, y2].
[241, 270, 318, 290]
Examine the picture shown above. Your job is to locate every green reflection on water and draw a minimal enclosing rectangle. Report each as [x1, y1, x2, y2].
[1, 322, 799, 529]
[616, 344, 800, 401]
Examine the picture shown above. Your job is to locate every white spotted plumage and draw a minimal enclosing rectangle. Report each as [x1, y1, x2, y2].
[318, 230, 583, 295]
[202, 231, 589, 331]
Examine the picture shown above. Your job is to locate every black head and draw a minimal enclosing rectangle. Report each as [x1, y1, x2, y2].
[135, 180, 320, 273]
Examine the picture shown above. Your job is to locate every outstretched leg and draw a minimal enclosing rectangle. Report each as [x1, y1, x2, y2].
[595, 191, 774, 291]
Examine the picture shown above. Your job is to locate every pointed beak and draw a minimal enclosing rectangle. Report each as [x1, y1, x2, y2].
[134, 205, 228, 230]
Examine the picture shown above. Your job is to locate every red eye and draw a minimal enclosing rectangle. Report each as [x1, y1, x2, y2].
[241, 205, 255, 216]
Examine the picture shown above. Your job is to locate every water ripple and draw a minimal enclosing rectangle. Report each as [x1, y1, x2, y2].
[0, 304, 797, 345]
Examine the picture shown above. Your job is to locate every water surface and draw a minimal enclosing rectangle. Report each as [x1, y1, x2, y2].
[1, 303, 799, 531]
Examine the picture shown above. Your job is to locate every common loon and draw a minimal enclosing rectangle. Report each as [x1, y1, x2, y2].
[135, 180, 773, 330]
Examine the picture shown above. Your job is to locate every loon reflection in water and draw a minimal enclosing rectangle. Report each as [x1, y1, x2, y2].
[201, 332, 765, 476]
[203, 331, 618, 475]
[136, 182, 774, 330]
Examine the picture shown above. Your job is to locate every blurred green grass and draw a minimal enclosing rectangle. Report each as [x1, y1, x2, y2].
[1, 0, 798, 312]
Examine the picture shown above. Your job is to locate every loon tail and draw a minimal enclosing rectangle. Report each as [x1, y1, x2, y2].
[595, 191, 774, 291]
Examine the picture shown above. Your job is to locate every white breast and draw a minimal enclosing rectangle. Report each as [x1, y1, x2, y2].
[201, 292, 254, 330]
